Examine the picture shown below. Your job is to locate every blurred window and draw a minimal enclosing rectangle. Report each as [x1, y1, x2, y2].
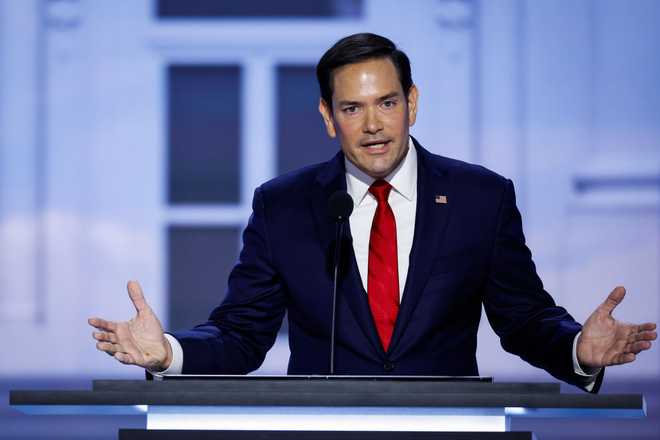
[277, 65, 338, 175]
[168, 65, 241, 204]
[168, 226, 240, 330]
[157, 0, 363, 18]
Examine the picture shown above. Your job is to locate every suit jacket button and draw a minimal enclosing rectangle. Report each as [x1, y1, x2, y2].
[383, 362, 395, 372]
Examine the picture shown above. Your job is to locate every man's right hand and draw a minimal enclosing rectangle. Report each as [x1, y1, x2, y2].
[88, 280, 172, 372]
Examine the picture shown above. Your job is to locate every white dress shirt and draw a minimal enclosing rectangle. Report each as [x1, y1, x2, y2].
[345, 138, 417, 300]
[155, 137, 599, 388]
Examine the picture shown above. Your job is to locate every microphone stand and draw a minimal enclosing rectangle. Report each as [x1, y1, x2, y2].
[329, 219, 345, 375]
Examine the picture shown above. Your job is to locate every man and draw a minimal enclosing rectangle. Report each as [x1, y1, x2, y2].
[89, 33, 656, 391]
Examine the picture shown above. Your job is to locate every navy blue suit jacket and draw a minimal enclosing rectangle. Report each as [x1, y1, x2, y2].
[173, 138, 602, 391]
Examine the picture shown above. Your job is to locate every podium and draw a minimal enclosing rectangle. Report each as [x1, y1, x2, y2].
[10, 376, 646, 439]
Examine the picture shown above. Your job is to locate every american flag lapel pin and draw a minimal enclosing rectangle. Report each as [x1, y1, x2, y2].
[435, 195, 447, 204]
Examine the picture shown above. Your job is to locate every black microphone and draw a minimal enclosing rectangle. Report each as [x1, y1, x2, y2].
[328, 190, 353, 375]
[328, 191, 354, 222]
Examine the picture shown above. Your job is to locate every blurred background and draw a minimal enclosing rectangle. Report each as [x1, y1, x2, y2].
[0, 0, 658, 438]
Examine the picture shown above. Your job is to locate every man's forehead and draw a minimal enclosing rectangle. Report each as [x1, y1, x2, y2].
[330, 58, 403, 99]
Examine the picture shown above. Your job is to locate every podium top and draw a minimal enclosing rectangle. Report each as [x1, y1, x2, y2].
[10, 377, 645, 419]
[160, 374, 492, 382]
[90, 376, 556, 396]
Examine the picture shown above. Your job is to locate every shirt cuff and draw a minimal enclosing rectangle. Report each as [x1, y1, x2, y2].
[148, 333, 184, 376]
[572, 331, 601, 391]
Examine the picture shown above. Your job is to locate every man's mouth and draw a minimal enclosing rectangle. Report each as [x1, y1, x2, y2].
[361, 139, 391, 150]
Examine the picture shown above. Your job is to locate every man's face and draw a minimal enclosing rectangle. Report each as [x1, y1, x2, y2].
[319, 58, 418, 179]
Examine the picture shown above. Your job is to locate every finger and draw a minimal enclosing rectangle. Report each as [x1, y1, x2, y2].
[88, 317, 117, 332]
[93, 331, 117, 344]
[601, 286, 626, 315]
[617, 353, 636, 364]
[114, 352, 135, 365]
[127, 280, 149, 315]
[96, 341, 127, 355]
[625, 327, 657, 343]
[637, 322, 657, 332]
[624, 324, 657, 339]
[627, 340, 652, 355]
[96, 341, 117, 354]
[635, 330, 657, 342]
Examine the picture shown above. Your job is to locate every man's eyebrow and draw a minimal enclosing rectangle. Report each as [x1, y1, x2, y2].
[377, 92, 400, 102]
[337, 99, 361, 107]
[337, 92, 401, 107]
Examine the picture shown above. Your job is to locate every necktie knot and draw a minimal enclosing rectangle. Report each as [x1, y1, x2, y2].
[369, 180, 392, 203]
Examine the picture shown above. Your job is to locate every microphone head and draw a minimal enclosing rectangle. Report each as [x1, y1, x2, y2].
[328, 191, 354, 222]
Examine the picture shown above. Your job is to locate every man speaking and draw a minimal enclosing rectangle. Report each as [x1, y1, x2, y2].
[88, 33, 656, 392]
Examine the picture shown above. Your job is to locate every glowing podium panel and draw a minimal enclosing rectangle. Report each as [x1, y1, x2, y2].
[10, 376, 646, 439]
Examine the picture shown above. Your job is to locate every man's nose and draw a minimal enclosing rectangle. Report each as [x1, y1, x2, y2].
[362, 107, 383, 134]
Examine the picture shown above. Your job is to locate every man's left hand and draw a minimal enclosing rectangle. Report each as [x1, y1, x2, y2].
[577, 286, 657, 369]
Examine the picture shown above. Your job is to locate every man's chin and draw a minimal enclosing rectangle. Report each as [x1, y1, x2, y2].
[361, 163, 394, 179]
[346, 154, 398, 179]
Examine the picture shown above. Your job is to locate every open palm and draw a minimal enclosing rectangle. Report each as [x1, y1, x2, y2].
[577, 286, 656, 369]
[88, 280, 172, 371]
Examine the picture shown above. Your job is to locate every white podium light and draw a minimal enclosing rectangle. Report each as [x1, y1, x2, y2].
[146, 406, 507, 432]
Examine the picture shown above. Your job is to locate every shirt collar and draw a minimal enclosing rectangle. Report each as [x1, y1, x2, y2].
[345, 137, 417, 206]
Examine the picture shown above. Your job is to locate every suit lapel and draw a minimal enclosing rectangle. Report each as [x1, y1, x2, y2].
[388, 139, 454, 356]
[311, 152, 346, 265]
[312, 152, 385, 358]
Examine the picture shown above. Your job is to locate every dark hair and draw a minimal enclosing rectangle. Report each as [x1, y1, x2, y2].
[316, 33, 413, 107]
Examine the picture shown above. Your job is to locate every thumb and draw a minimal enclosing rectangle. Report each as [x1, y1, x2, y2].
[127, 280, 150, 315]
[601, 286, 626, 316]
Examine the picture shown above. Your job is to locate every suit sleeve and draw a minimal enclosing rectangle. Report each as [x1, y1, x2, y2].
[170, 186, 286, 374]
[483, 179, 604, 392]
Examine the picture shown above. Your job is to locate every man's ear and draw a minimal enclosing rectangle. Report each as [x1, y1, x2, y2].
[318, 98, 337, 138]
[407, 84, 419, 127]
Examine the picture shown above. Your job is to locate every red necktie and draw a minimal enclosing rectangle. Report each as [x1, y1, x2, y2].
[367, 180, 400, 352]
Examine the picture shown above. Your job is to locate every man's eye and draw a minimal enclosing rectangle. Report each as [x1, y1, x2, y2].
[343, 106, 358, 114]
[382, 100, 396, 108]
